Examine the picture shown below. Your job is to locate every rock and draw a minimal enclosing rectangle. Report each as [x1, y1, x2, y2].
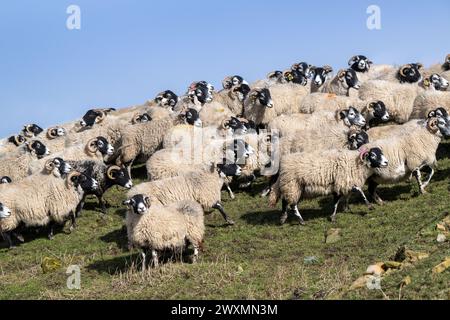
[400, 276, 411, 287]
[436, 223, 447, 232]
[384, 261, 402, 269]
[432, 257, 450, 274]
[41, 257, 62, 274]
[304, 256, 319, 265]
[349, 275, 371, 290]
[365, 263, 385, 276]
[437, 234, 447, 243]
[325, 228, 341, 244]
[405, 250, 429, 263]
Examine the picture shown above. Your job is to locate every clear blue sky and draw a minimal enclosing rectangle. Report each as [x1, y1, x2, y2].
[1, 0, 449, 137]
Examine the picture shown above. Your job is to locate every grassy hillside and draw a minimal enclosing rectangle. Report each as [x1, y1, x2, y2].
[0, 144, 449, 300]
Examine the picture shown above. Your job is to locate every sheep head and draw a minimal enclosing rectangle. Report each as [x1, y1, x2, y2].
[46, 127, 66, 139]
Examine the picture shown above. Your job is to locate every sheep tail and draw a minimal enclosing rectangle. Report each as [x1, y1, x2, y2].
[268, 177, 281, 208]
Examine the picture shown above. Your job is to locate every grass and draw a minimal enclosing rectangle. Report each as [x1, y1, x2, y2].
[1, 144, 450, 300]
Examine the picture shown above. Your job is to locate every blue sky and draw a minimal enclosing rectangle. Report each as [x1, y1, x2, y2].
[1, 0, 449, 137]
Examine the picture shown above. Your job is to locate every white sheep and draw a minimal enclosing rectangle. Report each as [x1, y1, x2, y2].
[124, 196, 205, 269]
[269, 147, 388, 224]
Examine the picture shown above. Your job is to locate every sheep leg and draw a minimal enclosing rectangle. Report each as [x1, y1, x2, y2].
[2, 232, 15, 249]
[212, 202, 235, 225]
[75, 195, 87, 218]
[192, 244, 199, 264]
[69, 211, 77, 233]
[141, 248, 147, 272]
[421, 165, 434, 189]
[352, 186, 374, 210]
[151, 249, 159, 268]
[330, 194, 343, 223]
[262, 173, 279, 198]
[368, 179, 384, 205]
[413, 169, 426, 194]
[225, 182, 235, 200]
[280, 199, 289, 225]
[97, 194, 107, 213]
[47, 221, 55, 240]
[291, 204, 306, 225]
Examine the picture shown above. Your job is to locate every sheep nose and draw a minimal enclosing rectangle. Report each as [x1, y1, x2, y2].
[125, 181, 133, 189]
[353, 83, 361, 90]
[382, 114, 390, 121]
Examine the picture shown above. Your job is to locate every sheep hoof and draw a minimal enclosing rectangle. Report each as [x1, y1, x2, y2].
[15, 234, 25, 243]
[8, 245, 17, 250]
[329, 216, 337, 223]
[420, 189, 427, 195]
[230, 194, 236, 200]
[368, 204, 375, 211]
[298, 220, 306, 226]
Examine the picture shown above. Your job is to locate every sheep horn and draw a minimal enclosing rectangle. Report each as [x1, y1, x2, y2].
[14, 135, 24, 146]
[446, 54, 450, 63]
[44, 159, 56, 172]
[399, 65, 410, 78]
[46, 127, 59, 139]
[358, 146, 369, 162]
[86, 138, 99, 154]
[23, 125, 34, 137]
[416, 63, 423, 70]
[324, 65, 333, 73]
[144, 196, 151, 208]
[95, 110, 107, 123]
[348, 56, 358, 66]
[427, 117, 439, 133]
[66, 171, 81, 188]
[221, 119, 231, 129]
[107, 165, 121, 180]
[132, 114, 141, 124]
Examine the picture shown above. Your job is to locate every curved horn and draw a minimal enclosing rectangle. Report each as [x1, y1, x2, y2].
[95, 110, 106, 123]
[14, 135, 24, 146]
[221, 118, 231, 129]
[44, 159, 56, 172]
[66, 171, 81, 188]
[86, 138, 99, 154]
[46, 127, 58, 139]
[323, 65, 333, 73]
[23, 125, 34, 137]
[399, 65, 410, 78]
[131, 114, 141, 124]
[144, 196, 151, 208]
[348, 56, 358, 66]
[107, 165, 121, 180]
[427, 117, 439, 133]
[358, 146, 369, 162]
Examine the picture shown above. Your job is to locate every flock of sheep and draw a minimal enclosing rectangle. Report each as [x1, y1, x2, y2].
[1, 53, 450, 271]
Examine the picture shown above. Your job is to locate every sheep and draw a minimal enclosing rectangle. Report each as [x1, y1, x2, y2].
[222, 75, 248, 90]
[154, 90, 179, 110]
[0, 170, 98, 247]
[131, 113, 152, 124]
[348, 55, 373, 82]
[32, 137, 114, 172]
[309, 65, 334, 93]
[0, 140, 51, 182]
[123, 196, 204, 269]
[366, 114, 450, 204]
[423, 73, 449, 91]
[128, 166, 237, 225]
[146, 135, 246, 198]
[268, 107, 366, 138]
[424, 54, 450, 75]
[358, 80, 424, 123]
[79, 108, 116, 128]
[21, 124, 44, 138]
[67, 160, 133, 213]
[376, 63, 424, 84]
[268, 147, 388, 224]
[115, 109, 177, 175]
[0, 135, 27, 155]
[242, 88, 275, 127]
[317, 69, 361, 96]
[205, 84, 250, 117]
[411, 90, 450, 119]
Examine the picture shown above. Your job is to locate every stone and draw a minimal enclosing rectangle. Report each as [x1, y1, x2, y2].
[437, 234, 447, 243]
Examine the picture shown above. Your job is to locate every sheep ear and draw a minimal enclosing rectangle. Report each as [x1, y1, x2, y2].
[339, 110, 348, 120]
[348, 56, 358, 66]
[368, 102, 376, 109]
[123, 199, 132, 206]
[324, 65, 333, 73]
[416, 63, 423, 70]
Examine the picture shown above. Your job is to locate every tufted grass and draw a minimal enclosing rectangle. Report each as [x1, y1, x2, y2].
[0, 143, 450, 300]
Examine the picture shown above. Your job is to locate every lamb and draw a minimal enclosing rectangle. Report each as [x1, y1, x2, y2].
[366, 115, 450, 204]
[251, 71, 284, 87]
[358, 80, 424, 123]
[411, 90, 450, 119]
[123, 196, 204, 269]
[268, 147, 388, 224]
[0, 140, 51, 182]
[67, 160, 133, 213]
[268, 107, 366, 138]
[128, 166, 237, 225]
[0, 170, 98, 247]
